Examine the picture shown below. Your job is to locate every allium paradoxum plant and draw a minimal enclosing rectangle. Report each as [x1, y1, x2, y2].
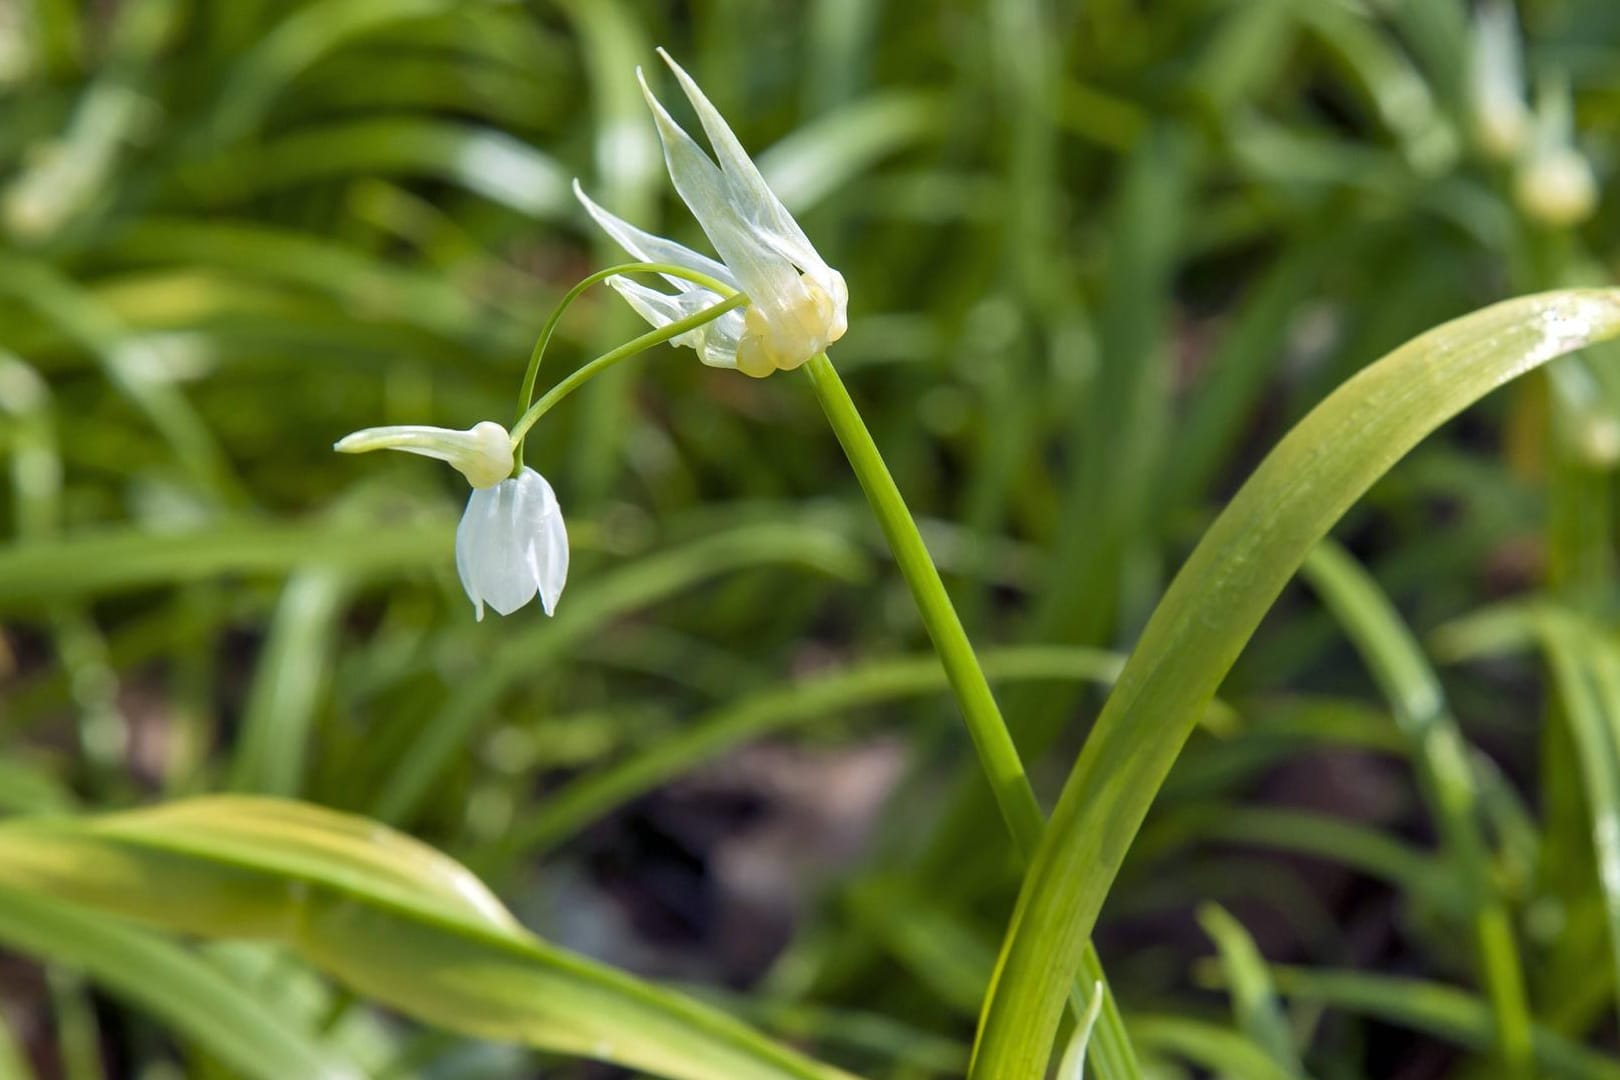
[332, 47, 1130, 1072]
[331, 48, 848, 618]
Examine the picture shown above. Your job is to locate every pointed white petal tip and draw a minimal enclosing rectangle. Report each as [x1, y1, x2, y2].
[578, 49, 847, 378]
[455, 467, 569, 620]
[333, 420, 514, 488]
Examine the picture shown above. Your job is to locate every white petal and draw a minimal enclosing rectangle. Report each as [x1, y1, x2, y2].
[637, 54, 850, 373]
[455, 488, 495, 621]
[606, 275, 742, 368]
[655, 48, 829, 276]
[509, 468, 566, 616]
[573, 179, 736, 293]
[454, 468, 568, 619]
[635, 67, 804, 316]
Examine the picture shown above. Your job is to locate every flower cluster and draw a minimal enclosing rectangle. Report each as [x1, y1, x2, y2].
[334, 51, 843, 618]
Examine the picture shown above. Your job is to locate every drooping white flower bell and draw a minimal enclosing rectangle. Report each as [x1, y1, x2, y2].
[575, 49, 848, 378]
[455, 466, 568, 620]
[334, 421, 567, 619]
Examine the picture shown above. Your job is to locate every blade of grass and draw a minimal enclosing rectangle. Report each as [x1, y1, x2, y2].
[1184, 806, 1448, 905]
[1266, 966, 1620, 1080]
[229, 567, 349, 796]
[206, 0, 456, 143]
[0, 255, 238, 501]
[0, 518, 449, 605]
[1300, 539, 1533, 1073]
[1196, 904, 1306, 1076]
[180, 119, 571, 220]
[755, 92, 947, 213]
[1126, 1017, 1297, 1080]
[1437, 601, 1620, 1037]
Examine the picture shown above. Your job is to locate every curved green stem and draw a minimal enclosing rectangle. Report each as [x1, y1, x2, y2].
[511, 262, 738, 466]
[801, 352, 1141, 1079]
[509, 291, 748, 447]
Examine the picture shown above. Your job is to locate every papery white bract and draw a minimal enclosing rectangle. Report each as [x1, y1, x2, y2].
[334, 421, 513, 488]
[574, 49, 847, 378]
[456, 467, 569, 620]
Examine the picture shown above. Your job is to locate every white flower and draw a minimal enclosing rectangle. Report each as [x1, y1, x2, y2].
[1514, 77, 1598, 228]
[334, 421, 568, 619]
[574, 48, 848, 378]
[1471, 0, 1529, 160]
[455, 467, 568, 620]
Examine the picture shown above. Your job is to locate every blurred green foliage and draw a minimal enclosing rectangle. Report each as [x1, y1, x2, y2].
[6, 0, 1620, 1077]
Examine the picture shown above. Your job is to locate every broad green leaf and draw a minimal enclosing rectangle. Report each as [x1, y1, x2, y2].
[970, 289, 1620, 1078]
[0, 885, 365, 1080]
[0, 797, 855, 1080]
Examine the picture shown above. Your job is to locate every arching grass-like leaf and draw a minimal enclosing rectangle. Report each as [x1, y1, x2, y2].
[0, 797, 856, 1080]
[1196, 904, 1304, 1076]
[0, 886, 367, 1080]
[969, 289, 1620, 1078]
[1266, 966, 1620, 1080]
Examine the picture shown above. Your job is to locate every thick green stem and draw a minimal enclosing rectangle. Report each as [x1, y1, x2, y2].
[801, 352, 1140, 1079]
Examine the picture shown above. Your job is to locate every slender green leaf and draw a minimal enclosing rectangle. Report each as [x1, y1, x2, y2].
[1196, 904, 1304, 1075]
[971, 290, 1620, 1078]
[1269, 966, 1620, 1080]
[1301, 540, 1532, 1071]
